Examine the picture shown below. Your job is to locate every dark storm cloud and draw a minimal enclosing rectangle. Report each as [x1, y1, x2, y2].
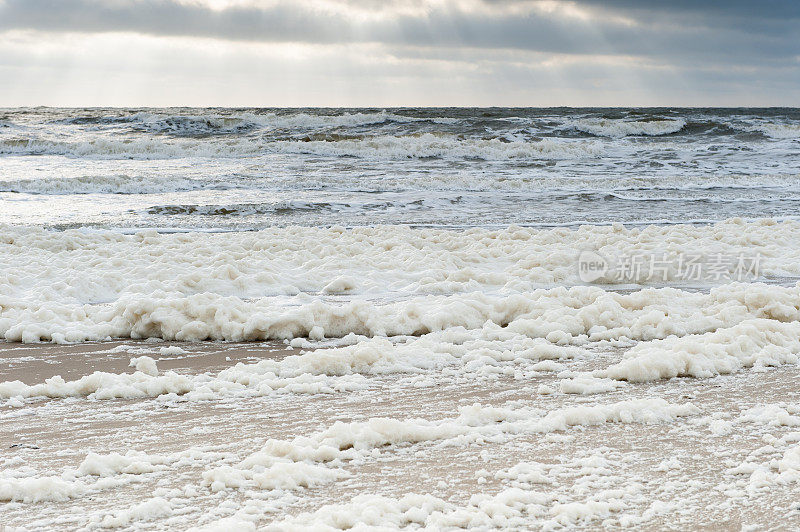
[0, 0, 798, 66]
[571, 0, 800, 23]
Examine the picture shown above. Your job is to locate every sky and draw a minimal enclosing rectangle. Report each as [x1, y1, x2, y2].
[0, 0, 798, 107]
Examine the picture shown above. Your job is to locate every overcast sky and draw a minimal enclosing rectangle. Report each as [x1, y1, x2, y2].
[0, 0, 798, 106]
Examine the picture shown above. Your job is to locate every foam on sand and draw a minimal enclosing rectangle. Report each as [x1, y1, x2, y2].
[2, 219, 799, 343]
[0, 361, 193, 401]
[604, 319, 800, 382]
[0, 476, 84, 503]
[229, 399, 697, 468]
[4, 280, 799, 344]
[0, 354, 369, 403]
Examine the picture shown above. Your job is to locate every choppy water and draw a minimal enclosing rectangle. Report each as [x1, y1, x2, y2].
[1, 107, 798, 230]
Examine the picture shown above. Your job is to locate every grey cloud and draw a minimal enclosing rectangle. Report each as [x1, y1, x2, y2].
[0, 0, 798, 67]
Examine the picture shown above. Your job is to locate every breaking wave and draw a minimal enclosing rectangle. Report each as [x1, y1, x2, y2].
[746, 122, 800, 139]
[127, 113, 258, 136]
[570, 118, 687, 138]
[59, 111, 460, 136]
[251, 111, 460, 129]
[0, 134, 602, 161]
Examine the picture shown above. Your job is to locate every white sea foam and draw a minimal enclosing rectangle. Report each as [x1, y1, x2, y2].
[0, 366, 194, 400]
[7, 278, 797, 401]
[1, 218, 796, 300]
[1, 170, 798, 197]
[210, 398, 697, 475]
[1, 219, 799, 342]
[0, 353, 369, 402]
[3, 278, 800, 344]
[94, 497, 174, 528]
[0, 175, 211, 195]
[603, 319, 800, 382]
[0, 476, 84, 503]
[263, 491, 548, 530]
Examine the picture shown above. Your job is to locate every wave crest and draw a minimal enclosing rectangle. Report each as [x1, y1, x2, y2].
[571, 118, 686, 137]
[746, 122, 800, 139]
[0, 134, 602, 161]
[59, 110, 460, 136]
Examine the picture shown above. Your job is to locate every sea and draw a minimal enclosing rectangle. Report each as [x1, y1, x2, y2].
[1, 107, 798, 230]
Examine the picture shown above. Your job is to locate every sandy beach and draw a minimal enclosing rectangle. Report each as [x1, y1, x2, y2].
[2, 335, 800, 530]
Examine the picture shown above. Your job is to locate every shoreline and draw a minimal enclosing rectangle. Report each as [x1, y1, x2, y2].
[0, 340, 297, 384]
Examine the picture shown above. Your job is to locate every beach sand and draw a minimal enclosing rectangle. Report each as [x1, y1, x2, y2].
[2, 339, 799, 530]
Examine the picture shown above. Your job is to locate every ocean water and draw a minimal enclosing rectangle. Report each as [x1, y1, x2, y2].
[1, 107, 798, 230]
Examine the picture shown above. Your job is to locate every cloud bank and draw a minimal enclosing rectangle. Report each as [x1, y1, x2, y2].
[0, 0, 797, 106]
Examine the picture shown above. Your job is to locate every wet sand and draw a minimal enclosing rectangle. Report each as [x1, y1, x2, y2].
[1, 339, 799, 530]
[0, 340, 296, 383]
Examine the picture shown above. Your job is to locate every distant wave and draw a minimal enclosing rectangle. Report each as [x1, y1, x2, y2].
[31, 110, 800, 142]
[58, 111, 461, 136]
[252, 111, 460, 129]
[0, 134, 603, 161]
[126, 112, 258, 136]
[570, 118, 686, 137]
